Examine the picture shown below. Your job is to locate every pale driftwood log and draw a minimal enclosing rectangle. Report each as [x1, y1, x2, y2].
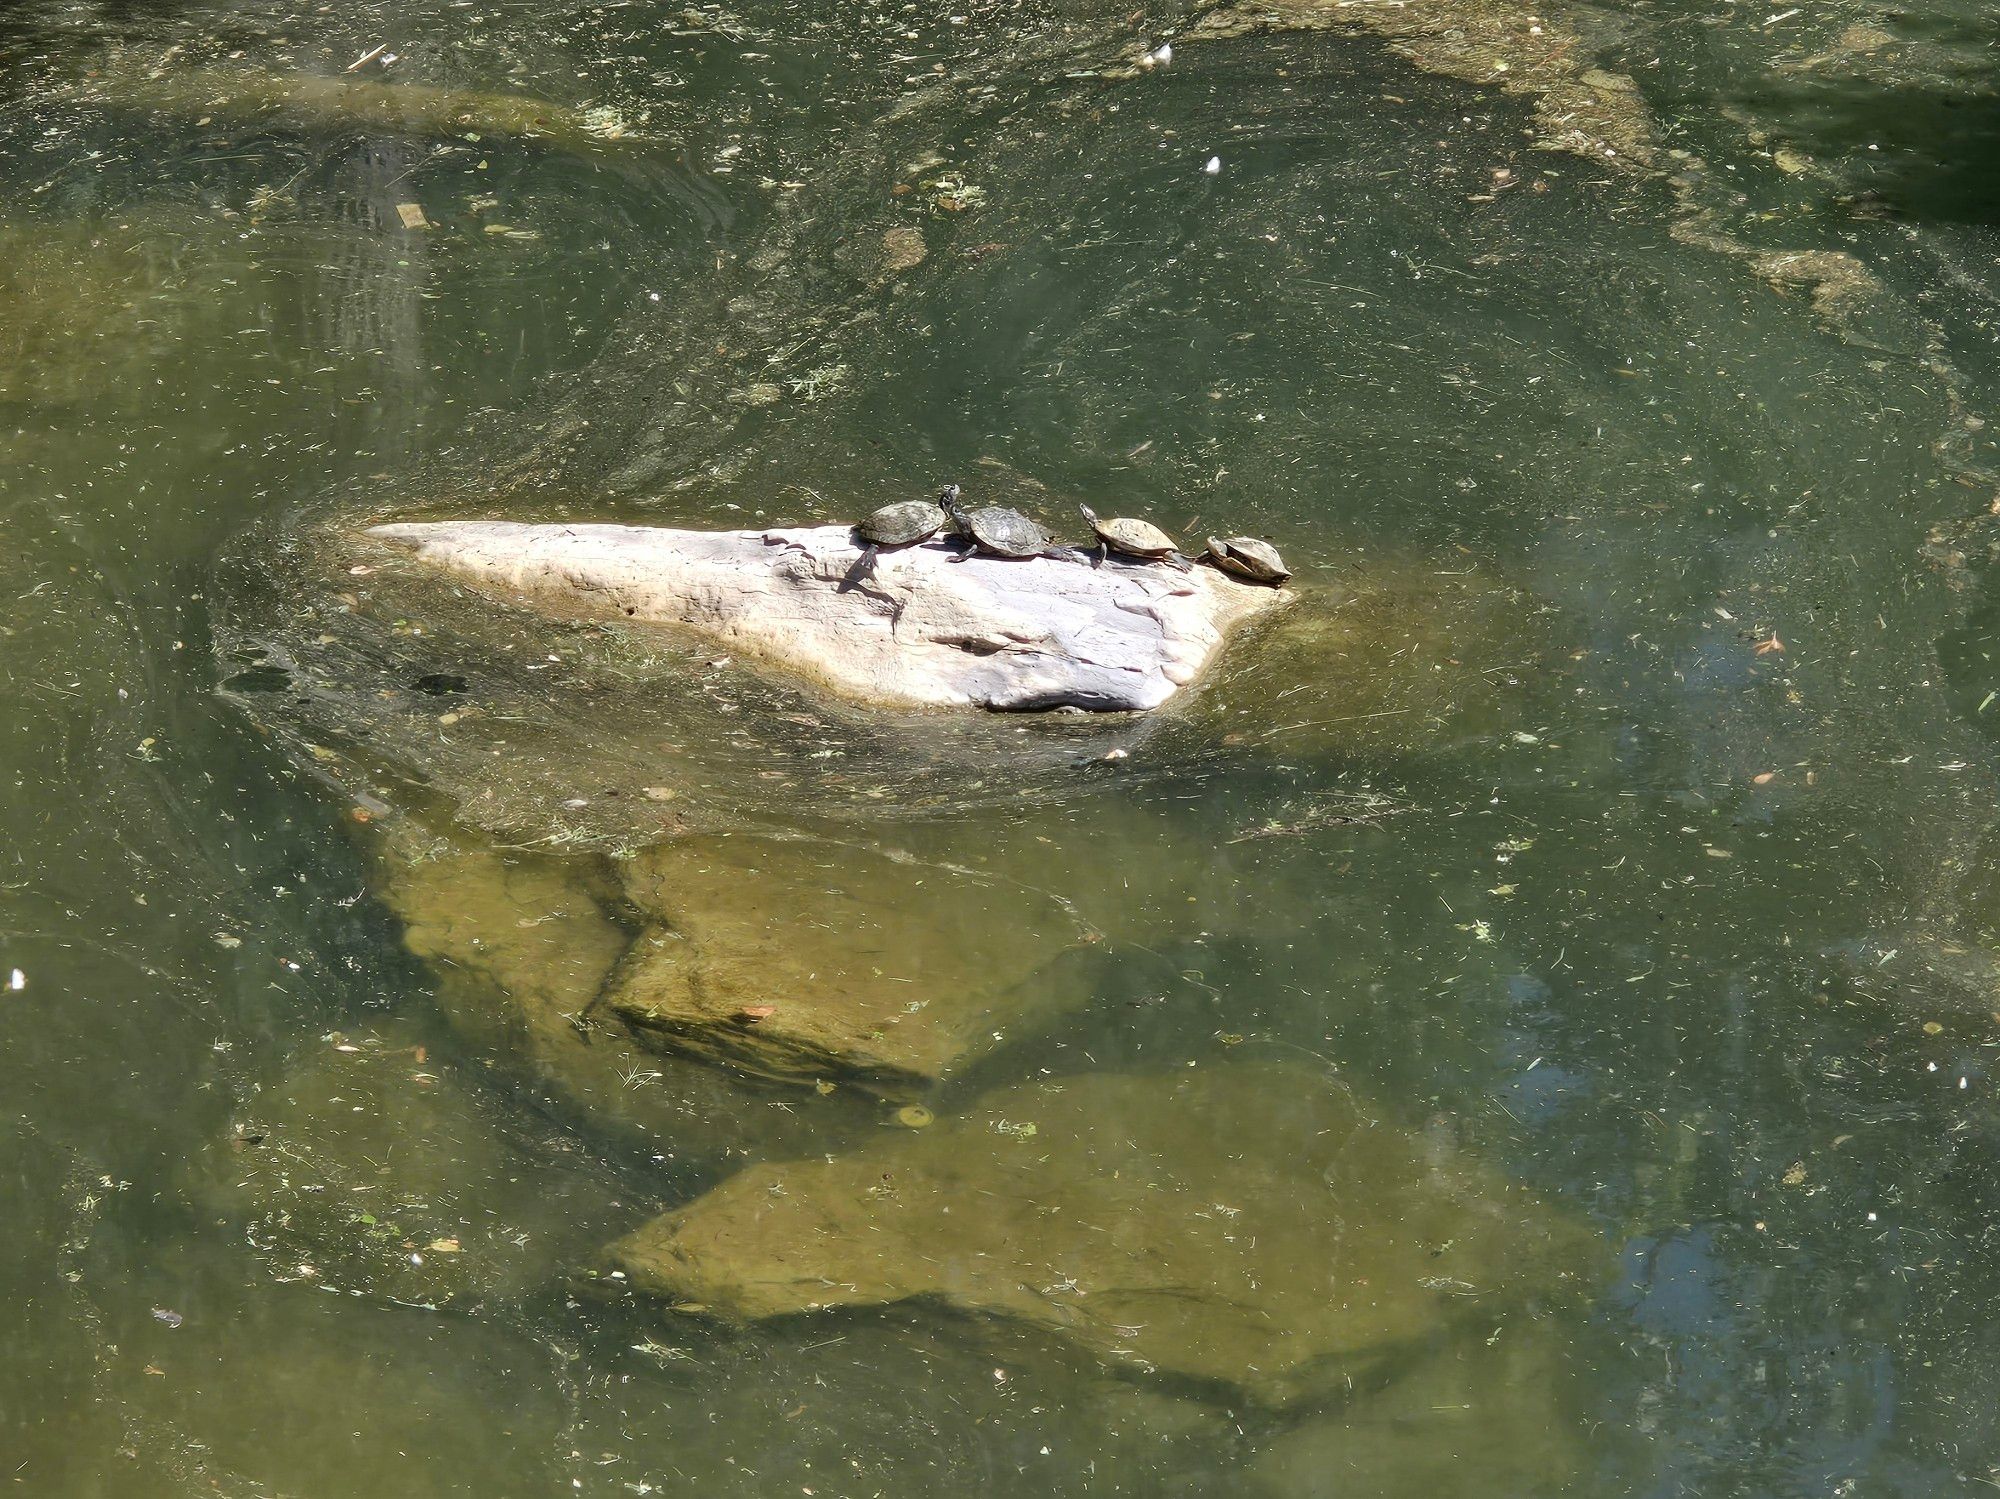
[364, 521, 1280, 711]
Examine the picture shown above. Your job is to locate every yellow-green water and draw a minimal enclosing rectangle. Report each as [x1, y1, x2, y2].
[7, 0, 2000, 1492]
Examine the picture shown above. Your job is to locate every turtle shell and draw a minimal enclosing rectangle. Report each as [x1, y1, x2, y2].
[963, 505, 1052, 558]
[1092, 514, 1177, 557]
[1205, 535, 1290, 583]
[856, 499, 947, 546]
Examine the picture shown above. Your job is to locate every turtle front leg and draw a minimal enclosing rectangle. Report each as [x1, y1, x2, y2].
[1164, 550, 1194, 573]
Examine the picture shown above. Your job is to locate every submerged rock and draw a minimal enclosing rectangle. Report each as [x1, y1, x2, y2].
[195, 1022, 632, 1309]
[54, 61, 645, 155]
[365, 521, 1281, 712]
[1163, 0, 1659, 170]
[0, 218, 190, 406]
[381, 826, 880, 1155]
[1247, 1323, 1586, 1495]
[603, 1065, 1605, 1405]
[1190, 558, 1549, 757]
[381, 803, 1310, 1106]
[599, 833, 1097, 1097]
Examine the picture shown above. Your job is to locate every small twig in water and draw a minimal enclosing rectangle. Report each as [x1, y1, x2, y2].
[1260, 708, 1412, 738]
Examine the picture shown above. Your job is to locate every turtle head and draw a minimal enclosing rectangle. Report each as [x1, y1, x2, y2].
[938, 484, 967, 526]
[1077, 502, 1100, 525]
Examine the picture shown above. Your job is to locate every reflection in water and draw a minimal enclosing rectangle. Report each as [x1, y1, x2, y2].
[4, 0, 2000, 1493]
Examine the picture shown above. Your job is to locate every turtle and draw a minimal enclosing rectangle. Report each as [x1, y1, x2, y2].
[939, 484, 1057, 561]
[1203, 535, 1290, 585]
[853, 492, 950, 572]
[855, 494, 949, 549]
[1077, 503, 1192, 571]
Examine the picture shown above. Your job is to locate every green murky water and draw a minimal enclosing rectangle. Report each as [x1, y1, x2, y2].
[7, 1, 2000, 1492]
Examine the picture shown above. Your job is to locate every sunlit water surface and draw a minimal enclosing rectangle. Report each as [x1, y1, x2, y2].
[6, 0, 2000, 1493]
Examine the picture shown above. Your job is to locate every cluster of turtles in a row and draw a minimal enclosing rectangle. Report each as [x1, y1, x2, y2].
[854, 484, 1290, 584]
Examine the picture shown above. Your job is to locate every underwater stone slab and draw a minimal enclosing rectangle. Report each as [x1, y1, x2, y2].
[604, 1065, 1606, 1405]
[195, 1023, 633, 1309]
[1246, 1324, 1585, 1495]
[377, 803, 1320, 1108]
[381, 827, 883, 1156]
[364, 521, 1281, 711]
[60, 61, 645, 155]
[601, 834, 1094, 1098]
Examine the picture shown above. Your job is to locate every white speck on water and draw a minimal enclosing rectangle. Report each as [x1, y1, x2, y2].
[7, 969, 23, 991]
[1203, 156, 1221, 176]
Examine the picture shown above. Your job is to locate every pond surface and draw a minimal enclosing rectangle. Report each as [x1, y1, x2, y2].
[7, 0, 2000, 1493]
